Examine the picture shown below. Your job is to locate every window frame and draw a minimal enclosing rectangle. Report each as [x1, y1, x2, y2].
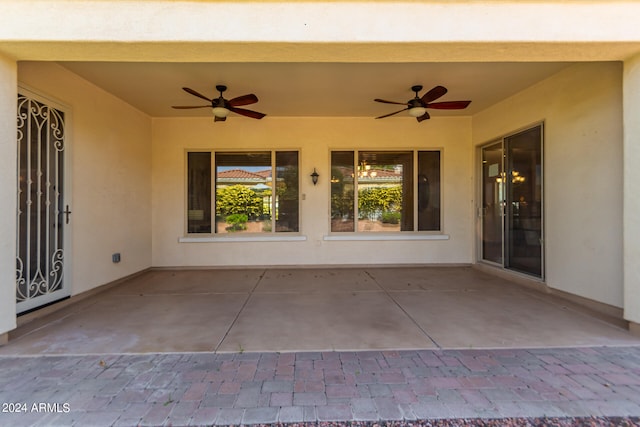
[183, 149, 301, 237]
[328, 148, 444, 235]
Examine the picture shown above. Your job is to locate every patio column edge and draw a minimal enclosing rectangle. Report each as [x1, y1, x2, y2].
[623, 52, 640, 326]
[0, 52, 17, 337]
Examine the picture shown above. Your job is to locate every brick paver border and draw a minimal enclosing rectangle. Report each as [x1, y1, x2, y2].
[1, 346, 639, 426]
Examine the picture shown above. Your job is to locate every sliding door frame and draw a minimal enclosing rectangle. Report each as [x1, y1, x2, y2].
[476, 122, 545, 280]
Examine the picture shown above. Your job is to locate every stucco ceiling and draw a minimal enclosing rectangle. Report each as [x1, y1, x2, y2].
[58, 61, 572, 118]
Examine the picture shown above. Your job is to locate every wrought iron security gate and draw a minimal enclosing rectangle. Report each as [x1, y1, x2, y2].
[16, 90, 70, 313]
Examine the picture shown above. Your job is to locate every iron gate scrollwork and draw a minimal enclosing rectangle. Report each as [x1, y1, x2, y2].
[16, 94, 66, 312]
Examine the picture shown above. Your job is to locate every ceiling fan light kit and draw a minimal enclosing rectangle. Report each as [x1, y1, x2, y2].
[408, 106, 427, 117]
[211, 107, 230, 118]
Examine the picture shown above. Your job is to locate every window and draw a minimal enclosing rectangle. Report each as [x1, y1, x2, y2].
[187, 151, 299, 234]
[330, 150, 441, 232]
[187, 152, 212, 233]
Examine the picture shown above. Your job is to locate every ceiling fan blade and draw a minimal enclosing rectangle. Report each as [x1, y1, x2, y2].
[182, 87, 213, 102]
[228, 94, 258, 107]
[421, 86, 448, 104]
[171, 105, 211, 109]
[214, 115, 227, 122]
[426, 100, 472, 109]
[416, 111, 431, 122]
[374, 98, 409, 106]
[375, 108, 409, 119]
[228, 106, 266, 119]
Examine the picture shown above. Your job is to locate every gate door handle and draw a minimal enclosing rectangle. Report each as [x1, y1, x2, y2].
[64, 205, 72, 224]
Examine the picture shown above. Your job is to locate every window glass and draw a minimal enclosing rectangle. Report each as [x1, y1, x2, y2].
[187, 152, 212, 234]
[275, 151, 299, 232]
[187, 150, 299, 235]
[330, 150, 440, 233]
[215, 152, 272, 234]
[358, 151, 413, 232]
[330, 151, 355, 232]
[417, 151, 441, 231]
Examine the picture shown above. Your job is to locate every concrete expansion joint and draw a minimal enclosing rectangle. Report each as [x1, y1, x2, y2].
[2, 268, 639, 354]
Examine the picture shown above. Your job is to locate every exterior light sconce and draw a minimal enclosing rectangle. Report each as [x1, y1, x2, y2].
[310, 168, 319, 186]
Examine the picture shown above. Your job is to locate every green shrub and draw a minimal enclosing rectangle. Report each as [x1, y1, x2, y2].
[381, 211, 401, 224]
[358, 186, 402, 219]
[216, 185, 262, 219]
[225, 213, 248, 232]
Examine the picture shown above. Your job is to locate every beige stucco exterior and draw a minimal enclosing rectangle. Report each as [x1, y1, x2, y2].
[1, 2, 640, 62]
[0, 53, 17, 337]
[152, 116, 472, 267]
[1, 0, 639, 336]
[473, 62, 624, 308]
[17, 62, 153, 296]
[624, 52, 640, 327]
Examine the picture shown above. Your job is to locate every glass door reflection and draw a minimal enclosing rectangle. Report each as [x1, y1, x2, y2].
[480, 124, 543, 278]
[505, 126, 543, 277]
[481, 142, 504, 265]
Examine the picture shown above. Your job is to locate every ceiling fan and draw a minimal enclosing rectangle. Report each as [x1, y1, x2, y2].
[374, 85, 471, 122]
[172, 85, 266, 121]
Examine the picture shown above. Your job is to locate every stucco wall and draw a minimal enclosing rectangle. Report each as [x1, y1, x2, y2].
[473, 62, 624, 308]
[0, 54, 17, 336]
[9, 60, 628, 314]
[623, 53, 640, 324]
[18, 63, 152, 295]
[2, 1, 640, 63]
[151, 116, 473, 267]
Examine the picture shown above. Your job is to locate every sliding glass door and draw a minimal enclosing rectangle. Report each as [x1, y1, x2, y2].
[506, 126, 543, 276]
[481, 142, 504, 265]
[480, 125, 543, 278]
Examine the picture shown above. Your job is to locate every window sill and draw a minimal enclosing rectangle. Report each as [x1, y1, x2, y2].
[179, 235, 307, 243]
[323, 233, 449, 241]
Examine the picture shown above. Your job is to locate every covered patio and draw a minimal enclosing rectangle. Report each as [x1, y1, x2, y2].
[2, 267, 638, 356]
[2, 1, 640, 350]
[3, 3, 640, 425]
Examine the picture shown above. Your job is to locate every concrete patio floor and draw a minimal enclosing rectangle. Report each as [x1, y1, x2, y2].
[2, 266, 639, 355]
[2, 267, 640, 426]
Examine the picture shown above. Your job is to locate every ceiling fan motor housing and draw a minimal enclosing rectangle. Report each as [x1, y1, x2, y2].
[212, 98, 227, 108]
[408, 98, 424, 108]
